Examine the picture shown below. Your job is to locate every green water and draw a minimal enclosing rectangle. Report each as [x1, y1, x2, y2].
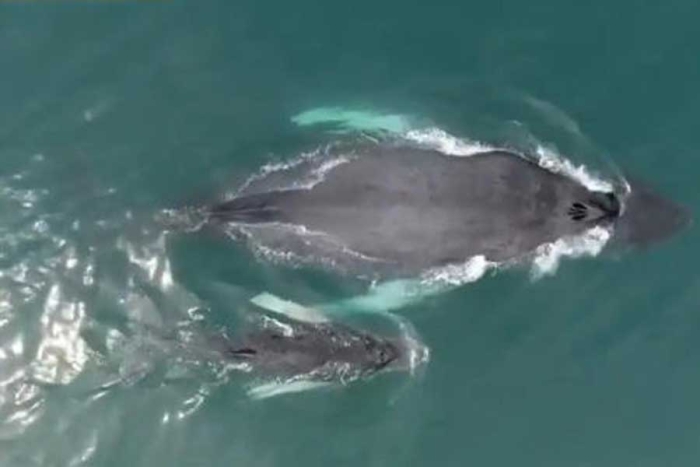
[1, 2, 699, 466]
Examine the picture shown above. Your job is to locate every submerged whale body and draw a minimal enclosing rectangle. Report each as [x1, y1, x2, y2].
[208, 145, 689, 275]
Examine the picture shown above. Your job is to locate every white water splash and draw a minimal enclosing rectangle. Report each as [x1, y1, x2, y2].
[403, 127, 614, 193]
[404, 128, 494, 156]
[231, 222, 386, 277]
[419, 255, 495, 287]
[314, 156, 351, 180]
[117, 232, 178, 292]
[533, 144, 614, 193]
[235, 147, 352, 197]
[530, 226, 612, 280]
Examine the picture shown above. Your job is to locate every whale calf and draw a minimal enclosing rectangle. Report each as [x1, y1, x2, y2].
[207, 144, 689, 276]
[224, 293, 427, 398]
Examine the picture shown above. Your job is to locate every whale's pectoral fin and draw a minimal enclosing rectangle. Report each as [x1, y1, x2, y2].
[318, 278, 449, 315]
[247, 379, 334, 400]
[249, 293, 329, 324]
[290, 106, 413, 135]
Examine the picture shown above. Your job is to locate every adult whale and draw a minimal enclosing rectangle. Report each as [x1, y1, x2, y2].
[206, 144, 690, 276]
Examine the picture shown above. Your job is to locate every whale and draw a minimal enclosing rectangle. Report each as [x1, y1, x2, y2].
[223, 293, 428, 399]
[205, 144, 690, 277]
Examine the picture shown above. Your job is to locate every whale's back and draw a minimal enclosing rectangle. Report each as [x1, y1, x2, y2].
[211, 147, 604, 271]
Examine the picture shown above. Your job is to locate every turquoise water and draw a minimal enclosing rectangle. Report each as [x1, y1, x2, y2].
[2, 2, 699, 466]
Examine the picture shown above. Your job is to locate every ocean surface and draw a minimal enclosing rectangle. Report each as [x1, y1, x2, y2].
[1, 2, 699, 466]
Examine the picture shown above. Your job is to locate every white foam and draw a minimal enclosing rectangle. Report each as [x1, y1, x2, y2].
[235, 147, 351, 197]
[533, 144, 614, 193]
[411, 227, 611, 289]
[234, 149, 320, 195]
[232, 222, 385, 277]
[403, 127, 614, 193]
[260, 315, 295, 337]
[530, 226, 612, 279]
[314, 156, 350, 180]
[404, 128, 495, 156]
[420, 255, 495, 287]
[175, 389, 208, 420]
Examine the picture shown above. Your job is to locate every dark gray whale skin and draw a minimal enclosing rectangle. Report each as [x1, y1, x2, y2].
[209, 146, 688, 274]
[224, 318, 404, 381]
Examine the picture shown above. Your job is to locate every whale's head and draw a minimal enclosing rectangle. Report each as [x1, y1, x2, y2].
[568, 190, 622, 225]
[360, 334, 401, 375]
[606, 178, 691, 248]
[357, 323, 430, 378]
